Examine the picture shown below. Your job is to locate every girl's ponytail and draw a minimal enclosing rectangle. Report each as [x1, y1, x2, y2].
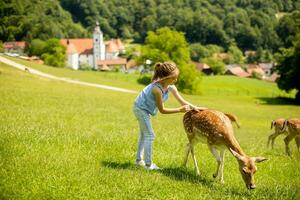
[152, 61, 177, 82]
[152, 62, 163, 82]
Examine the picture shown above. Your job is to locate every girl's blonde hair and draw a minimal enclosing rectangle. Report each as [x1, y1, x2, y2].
[152, 61, 177, 82]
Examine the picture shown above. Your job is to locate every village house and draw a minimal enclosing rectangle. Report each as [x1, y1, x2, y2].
[246, 64, 266, 79]
[194, 62, 213, 75]
[225, 65, 251, 77]
[60, 22, 126, 70]
[258, 63, 273, 76]
[3, 41, 27, 55]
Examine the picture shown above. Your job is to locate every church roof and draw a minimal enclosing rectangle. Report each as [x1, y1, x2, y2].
[105, 41, 119, 53]
[61, 38, 125, 55]
[66, 42, 78, 54]
[60, 39, 93, 54]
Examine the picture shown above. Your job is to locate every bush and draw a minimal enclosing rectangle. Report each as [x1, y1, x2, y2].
[41, 38, 66, 67]
[41, 53, 65, 67]
[79, 62, 93, 71]
[251, 71, 263, 80]
[176, 63, 202, 95]
[202, 57, 225, 75]
[137, 74, 151, 85]
[28, 39, 46, 56]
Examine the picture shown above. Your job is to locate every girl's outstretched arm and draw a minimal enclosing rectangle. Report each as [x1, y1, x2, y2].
[169, 85, 207, 110]
[153, 86, 190, 114]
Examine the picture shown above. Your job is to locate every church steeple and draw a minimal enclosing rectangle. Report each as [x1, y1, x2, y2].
[93, 21, 105, 69]
[94, 21, 101, 34]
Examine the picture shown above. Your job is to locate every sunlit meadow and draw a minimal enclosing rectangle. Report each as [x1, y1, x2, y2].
[0, 59, 299, 199]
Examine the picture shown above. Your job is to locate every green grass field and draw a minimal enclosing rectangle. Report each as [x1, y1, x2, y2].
[0, 59, 300, 199]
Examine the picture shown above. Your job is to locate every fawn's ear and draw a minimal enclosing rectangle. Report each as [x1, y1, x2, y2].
[253, 157, 268, 163]
[271, 120, 275, 129]
[230, 148, 245, 162]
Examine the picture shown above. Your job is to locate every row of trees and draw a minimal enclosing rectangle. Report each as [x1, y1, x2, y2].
[0, 0, 87, 42]
[1, 0, 299, 52]
[59, 0, 300, 52]
[1, 0, 299, 100]
[137, 26, 300, 100]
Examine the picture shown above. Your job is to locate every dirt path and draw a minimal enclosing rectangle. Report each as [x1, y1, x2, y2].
[0, 56, 137, 94]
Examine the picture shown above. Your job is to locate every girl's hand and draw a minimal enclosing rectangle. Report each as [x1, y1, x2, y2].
[179, 105, 191, 113]
[194, 106, 208, 111]
[189, 105, 208, 111]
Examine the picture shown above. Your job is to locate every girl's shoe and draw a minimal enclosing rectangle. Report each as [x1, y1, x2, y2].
[144, 163, 160, 170]
[135, 160, 145, 167]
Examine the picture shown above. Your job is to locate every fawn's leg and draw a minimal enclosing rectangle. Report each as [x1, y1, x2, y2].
[183, 143, 191, 167]
[190, 144, 200, 175]
[284, 133, 296, 156]
[208, 145, 224, 183]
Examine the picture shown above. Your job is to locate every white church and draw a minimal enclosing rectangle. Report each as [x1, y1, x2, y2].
[60, 22, 127, 70]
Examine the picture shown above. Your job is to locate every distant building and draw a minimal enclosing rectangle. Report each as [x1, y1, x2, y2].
[225, 66, 251, 77]
[265, 73, 279, 82]
[194, 62, 213, 75]
[3, 41, 27, 54]
[246, 64, 266, 79]
[60, 22, 126, 70]
[244, 50, 256, 57]
[258, 63, 273, 76]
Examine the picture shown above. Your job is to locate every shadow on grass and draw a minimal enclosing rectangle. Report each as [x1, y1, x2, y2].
[101, 160, 256, 196]
[102, 160, 213, 187]
[101, 160, 137, 170]
[159, 166, 214, 187]
[257, 97, 299, 105]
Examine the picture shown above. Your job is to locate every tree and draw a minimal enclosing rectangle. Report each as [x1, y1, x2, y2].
[27, 39, 46, 56]
[275, 33, 300, 103]
[276, 12, 300, 48]
[189, 43, 207, 62]
[141, 27, 190, 64]
[0, 41, 3, 52]
[202, 57, 226, 75]
[189, 43, 224, 62]
[41, 38, 66, 67]
[140, 27, 201, 94]
[225, 45, 244, 64]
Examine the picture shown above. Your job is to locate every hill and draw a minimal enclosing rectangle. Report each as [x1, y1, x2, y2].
[0, 0, 87, 41]
[1, 0, 300, 51]
[3, 55, 295, 99]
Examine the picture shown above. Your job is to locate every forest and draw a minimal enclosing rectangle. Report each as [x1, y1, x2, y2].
[1, 0, 300, 100]
[1, 0, 300, 52]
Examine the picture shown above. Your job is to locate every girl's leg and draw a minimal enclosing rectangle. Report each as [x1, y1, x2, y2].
[143, 127, 155, 166]
[136, 129, 144, 161]
[133, 107, 154, 166]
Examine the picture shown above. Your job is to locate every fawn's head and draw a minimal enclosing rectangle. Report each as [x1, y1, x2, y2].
[230, 149, 268, 189]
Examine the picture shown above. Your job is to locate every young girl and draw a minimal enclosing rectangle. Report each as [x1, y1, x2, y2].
[133, 61, 206, 170]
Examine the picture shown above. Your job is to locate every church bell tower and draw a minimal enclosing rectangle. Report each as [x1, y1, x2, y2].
[93, 21, 105, 69]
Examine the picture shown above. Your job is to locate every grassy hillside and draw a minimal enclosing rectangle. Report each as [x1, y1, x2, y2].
[2, 56, 296, 98]
[0, 61, 300, 199]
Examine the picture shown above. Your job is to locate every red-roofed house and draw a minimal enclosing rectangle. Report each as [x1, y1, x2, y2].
[194, 62, 213, 75]
[258, 63, 273, 76]
[225, 66, 251, 77]
[246, 64, 266, 79]
[3, 41, 27, 54]
[60, 22, 126, 70]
